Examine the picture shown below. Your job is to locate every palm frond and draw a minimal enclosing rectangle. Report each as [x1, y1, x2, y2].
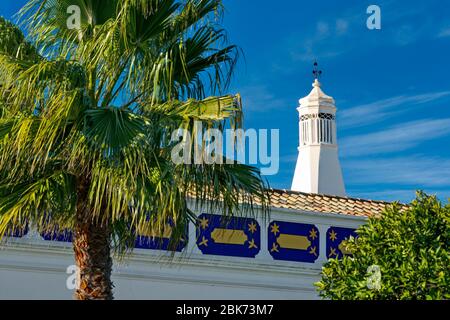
[0, 170, 76, 238]
[0, 1, 270, 254]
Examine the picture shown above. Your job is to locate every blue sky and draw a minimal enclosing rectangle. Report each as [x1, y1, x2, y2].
[222, 0, 450, 203]
[1, 0, 450, 203]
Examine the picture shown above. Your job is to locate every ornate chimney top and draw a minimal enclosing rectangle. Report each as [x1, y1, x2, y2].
[291, 63, 346, 196]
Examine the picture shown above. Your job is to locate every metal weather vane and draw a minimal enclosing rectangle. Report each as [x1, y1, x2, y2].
[312, 60, 322, 80]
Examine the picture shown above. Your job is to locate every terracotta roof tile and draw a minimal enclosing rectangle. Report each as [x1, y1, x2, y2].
[267, 189, 407, 217]
[188, 188, 407, 217]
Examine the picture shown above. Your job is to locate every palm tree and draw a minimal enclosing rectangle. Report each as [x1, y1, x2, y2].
[0, 0, 269, 300]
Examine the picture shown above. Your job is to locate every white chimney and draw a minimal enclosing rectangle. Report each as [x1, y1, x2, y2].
[291, 78, 346, 196]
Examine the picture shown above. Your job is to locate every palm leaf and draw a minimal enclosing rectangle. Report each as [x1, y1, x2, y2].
[0, 2, 269, 255]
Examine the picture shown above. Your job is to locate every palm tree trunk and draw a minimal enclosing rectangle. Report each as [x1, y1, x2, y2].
[73, 193, 114, 300]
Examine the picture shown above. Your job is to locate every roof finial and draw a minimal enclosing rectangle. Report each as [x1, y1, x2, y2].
[312, 60, 322, 87]
[312, 60, 322, 79]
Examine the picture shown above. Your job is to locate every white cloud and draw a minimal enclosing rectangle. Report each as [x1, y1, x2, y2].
[339, 91, 450, 128]
[287, 18, 352, 63]
[336, 19, 349, 35]
[340, 118, 450, 157]
[290, 46, 343, 63]
[343, 155, 450, 189]
[393, 25, 418, 46]
[239, 84, 287, 112]
[316, 21, 330, 37]
[437, 27, 450, 38]
[346, 188, 450, 203]
[282, 3, 443, 66]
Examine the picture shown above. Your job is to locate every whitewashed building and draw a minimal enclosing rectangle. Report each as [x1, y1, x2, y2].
[0, 78, 392, 300]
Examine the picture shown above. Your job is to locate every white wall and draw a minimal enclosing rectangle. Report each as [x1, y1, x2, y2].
[0, 208, 365, 300]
